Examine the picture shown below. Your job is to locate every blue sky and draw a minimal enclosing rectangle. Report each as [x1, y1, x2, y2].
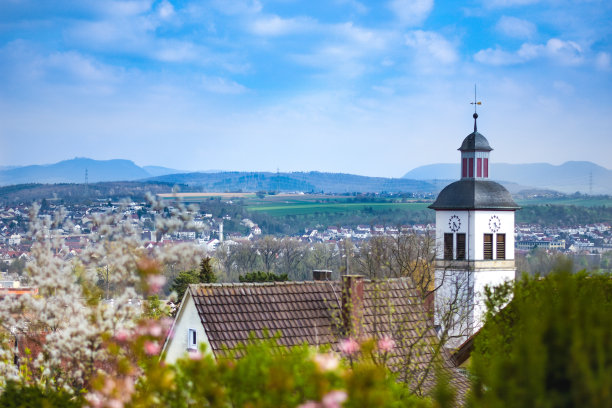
[1, 0, 610, 177]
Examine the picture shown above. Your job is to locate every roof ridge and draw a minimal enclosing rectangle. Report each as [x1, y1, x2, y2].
[189, 277, 414, 288]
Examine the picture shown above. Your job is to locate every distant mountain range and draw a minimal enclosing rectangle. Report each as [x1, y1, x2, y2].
[1, 158, 610, 195]
[0, 158, 183, 185]
[404, 161, 612, 195]
[0, 158, 436, 193]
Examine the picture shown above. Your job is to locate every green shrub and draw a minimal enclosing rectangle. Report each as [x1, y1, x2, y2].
[0, 381, 82, 408]
[469, 270, 612, 408]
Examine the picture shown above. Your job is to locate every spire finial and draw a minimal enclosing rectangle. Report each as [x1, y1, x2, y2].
[470, 84, 481, 132]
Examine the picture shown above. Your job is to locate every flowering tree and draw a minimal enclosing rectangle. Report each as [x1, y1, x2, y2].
[0, 195, 205, 393]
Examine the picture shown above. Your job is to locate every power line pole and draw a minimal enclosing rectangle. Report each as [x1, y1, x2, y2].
[85, 168, 89, 197]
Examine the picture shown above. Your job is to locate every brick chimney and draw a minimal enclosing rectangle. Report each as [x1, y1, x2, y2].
[312, 270, 332, 281]
[341, 275, 364, 338]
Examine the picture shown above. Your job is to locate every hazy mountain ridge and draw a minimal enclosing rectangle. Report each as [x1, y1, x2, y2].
[0, 158, 182, 186]
[404, 161, 612, 195]
[2, 158, 610, 195]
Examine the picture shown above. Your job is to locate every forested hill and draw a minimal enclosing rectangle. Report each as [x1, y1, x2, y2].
[146, 171, 437, 194]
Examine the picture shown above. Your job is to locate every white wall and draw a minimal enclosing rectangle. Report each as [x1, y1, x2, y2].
[472, 268, 515, 330]
[435, 210, 473, 259]
[473, 210, 515, 260]
[163, 290, 212, 364]
[435, 210, 515, 261]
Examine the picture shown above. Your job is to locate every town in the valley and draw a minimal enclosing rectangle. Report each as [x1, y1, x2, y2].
[1, 192, 610, 291]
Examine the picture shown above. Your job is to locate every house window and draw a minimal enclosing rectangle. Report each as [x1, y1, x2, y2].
[477, 158, 482, 177]
[444, 233, 453, 260]
[188, 328, 197, 350]
[496, 234, 506, 260]
[456, 233, 466, 260]
[484, 158, 488, 178]
[469, 158, 474, 177]
[484, 234, 493, 260]
[462, 158, 468, 178]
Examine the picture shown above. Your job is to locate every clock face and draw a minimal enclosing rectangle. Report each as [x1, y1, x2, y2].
[489, 215, 501, 232]
[448, 215, 461, 232]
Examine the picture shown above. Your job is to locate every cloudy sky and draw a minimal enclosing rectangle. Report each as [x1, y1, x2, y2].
[1, 0, 610, 177]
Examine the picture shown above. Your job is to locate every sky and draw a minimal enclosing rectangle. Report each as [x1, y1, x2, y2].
[0, 0, 611, 177]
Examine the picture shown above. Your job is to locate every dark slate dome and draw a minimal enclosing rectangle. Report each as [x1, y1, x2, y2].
[458, 131, 493, 152]
[428, 179, 520, 210]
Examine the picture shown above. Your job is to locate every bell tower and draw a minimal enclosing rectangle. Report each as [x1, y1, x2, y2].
[429, 99, 520, 347]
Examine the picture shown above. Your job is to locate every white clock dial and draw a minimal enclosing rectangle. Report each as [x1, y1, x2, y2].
[489, 215, 501, 232]
[448, 215, 461, 232]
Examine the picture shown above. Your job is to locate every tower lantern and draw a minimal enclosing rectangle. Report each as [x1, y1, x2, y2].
[459, 113, 492, 180]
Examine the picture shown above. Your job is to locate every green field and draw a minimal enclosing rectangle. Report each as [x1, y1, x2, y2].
[516, 197, 612, 207]
[247, 201, 431, 217]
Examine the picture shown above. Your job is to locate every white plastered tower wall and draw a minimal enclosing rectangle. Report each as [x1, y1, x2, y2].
[430, 111, 519, 348]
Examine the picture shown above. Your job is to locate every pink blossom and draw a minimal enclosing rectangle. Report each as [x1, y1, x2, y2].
[322, 390, 348, 408]
[85, 393, 102, 408]
[297, 402, 320, 408]
[314, 352, 339, 372]
[339, 338, 359, 355]
[188, 350, 203, 361]
[148, 323, 162, 337]
[107, 399, 123, 408]
[160, 317, 174, 330]
[378, 336, 395, 352]
[147, 274, 166, 294]
[114, 329, 130, 342]
[144, 340, 160, 355]
[122, 377, 135, 395]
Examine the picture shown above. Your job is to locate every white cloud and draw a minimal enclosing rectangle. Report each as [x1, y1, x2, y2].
[292, 45, 368, 78]
[153, 40, 199, 62]
[89, 0, 154, 17]
[474, 47, 520, 65]
[288, 22, 392, 78]
[475, 38, 584, 66]
[595, 52, 611, 70]
[544, 38, 583, 65]
[212, 0, 262, 15]
[495, 16, 536, 39]
[201, 75, 247, 94]
[334, 22, 389, 50]
[405, 30, 457, 64]
[250, 15, 315, 36]
[157, 0, 175, 19]
[388, 0, 433, 26]
[46, 51, 119, 82]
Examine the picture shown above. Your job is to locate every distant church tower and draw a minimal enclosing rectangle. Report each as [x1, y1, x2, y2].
[429, 108, 520, 346]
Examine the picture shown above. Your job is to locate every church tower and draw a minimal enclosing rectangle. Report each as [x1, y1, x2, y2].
[429, 109, 520, 346]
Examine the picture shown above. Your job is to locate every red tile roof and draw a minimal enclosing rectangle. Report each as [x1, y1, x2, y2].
[188, 278, 471, 400]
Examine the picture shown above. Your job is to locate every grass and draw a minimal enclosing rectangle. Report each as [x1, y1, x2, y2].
[516, 197, 612, 207]
[247, 202, 431, 217]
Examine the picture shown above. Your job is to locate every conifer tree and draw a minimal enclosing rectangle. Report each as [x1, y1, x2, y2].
[198, 257, 217, 283]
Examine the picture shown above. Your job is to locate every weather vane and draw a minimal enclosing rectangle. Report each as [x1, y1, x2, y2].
[470, 84, 481, 132]
[471, 84, 481, 113]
